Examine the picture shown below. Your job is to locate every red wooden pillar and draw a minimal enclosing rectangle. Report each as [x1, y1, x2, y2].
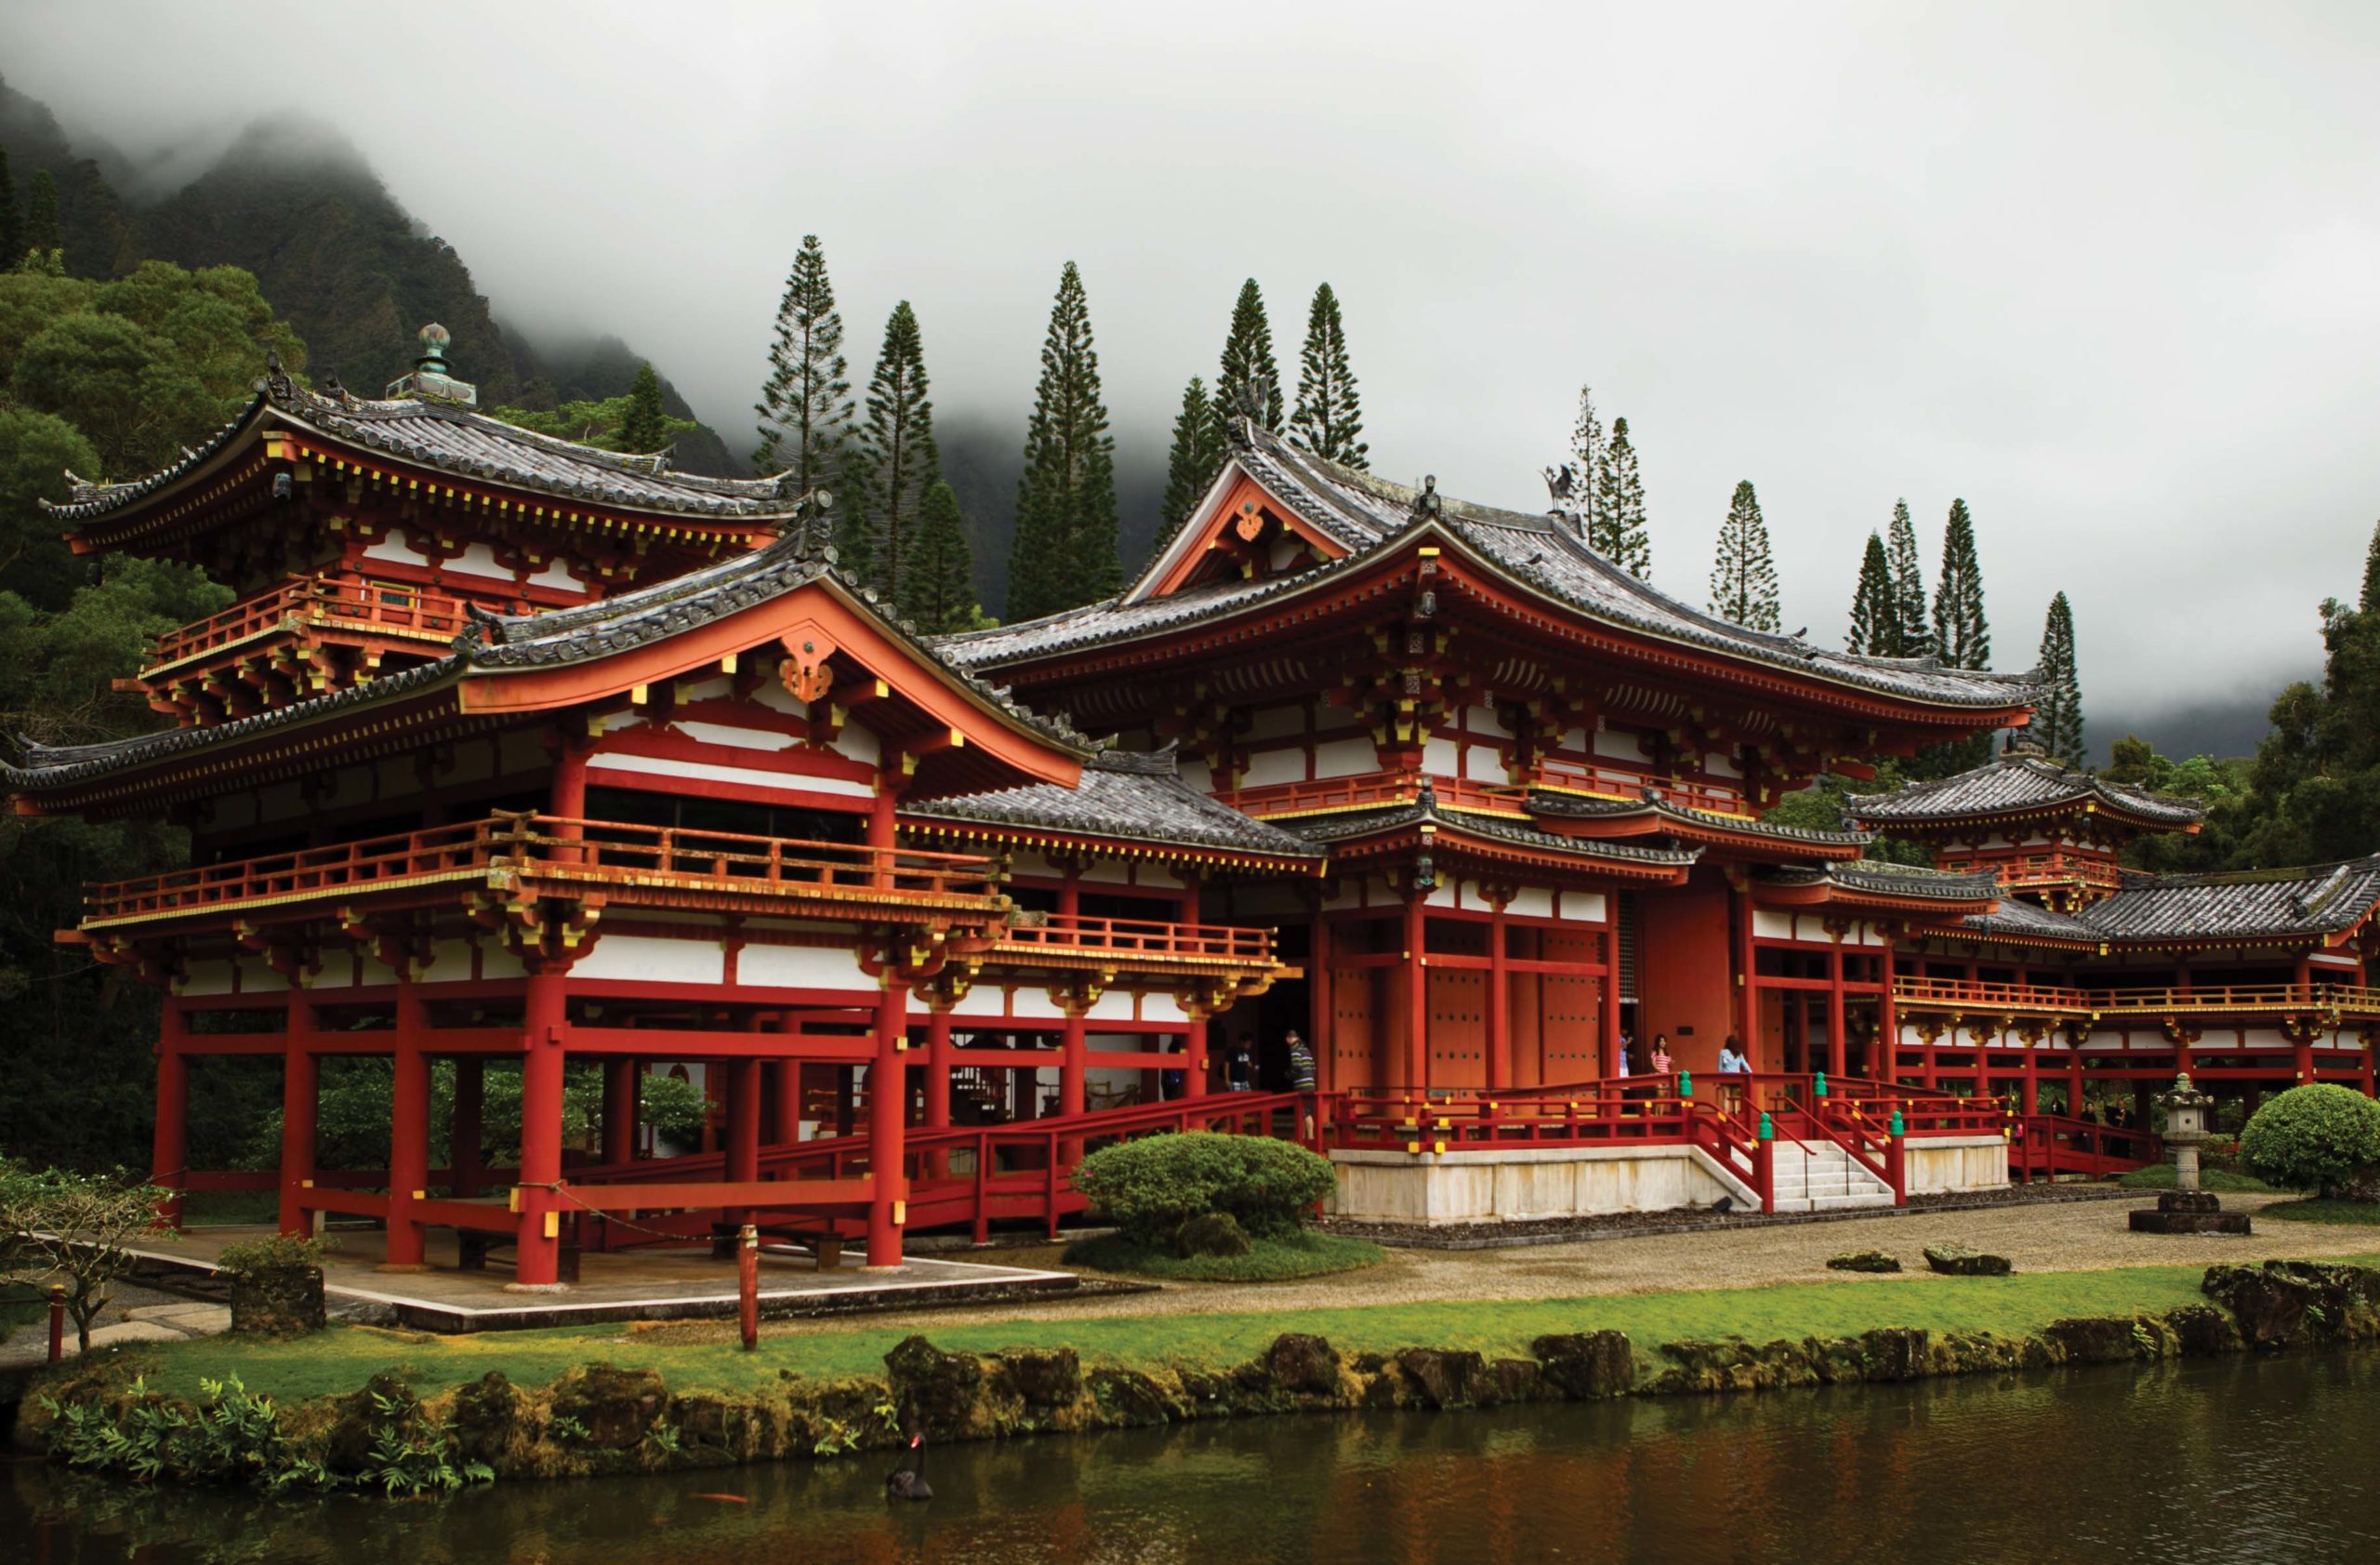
[1184, 1015, 1210, 1099]
[1404, 891, 1428, 1090]
[1487, 896, 1511, 1092]
[1310, 912, 1334, 1094]
[383, 981, 431, 1269]
[1601, 900, 1623, 1077]
[277, 999, 318, 1238]
[513, 973, 568, 1287]
[924, 1007, 953, 1131]
[1826, 933, 1848, 1080]
[2068, 1049, 2084, 1119]
[726, 1057, 762, 1222]
[1057, 869, 1086, 1118]
[866, 982, 910, 1267]
[1875, 943, 1898, 1086]
[151, 999, 190, 1231]
[451, 1056, 485, 1200]
[771, 1056, 801, 1145]
[602, 1058, 639, 1166]
[2021, 1036, 2041, 1117]
[1733, 882, 1760, 1071]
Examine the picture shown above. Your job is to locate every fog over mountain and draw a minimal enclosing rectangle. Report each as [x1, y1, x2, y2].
[7, 1, 2376, 761]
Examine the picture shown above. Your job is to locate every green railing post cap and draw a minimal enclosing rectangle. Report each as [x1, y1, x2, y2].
[1759, 1111, 1775, 1141]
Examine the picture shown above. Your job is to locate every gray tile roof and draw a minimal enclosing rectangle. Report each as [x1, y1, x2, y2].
[940, 423, 2042, 711]
[1285, 791, 1701, 869]
[1851, 752, 2203, 829]
[1759, 861, 2005, 902]
[1947, 856, 2380, 947]
[6, 525, 1095, 792]
[902, 747, 1323, 861]
[1526, 790, 1872, 848]
[48, 374, 810, 526]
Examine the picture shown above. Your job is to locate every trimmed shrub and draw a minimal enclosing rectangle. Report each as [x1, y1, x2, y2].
[1070, 1132, 1336, 1243]
[2240, 1084, 2380, 1200]
[1173, 1212, 1251, 1258]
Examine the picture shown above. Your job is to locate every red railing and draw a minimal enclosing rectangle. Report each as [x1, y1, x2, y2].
[1940, 851, 2124, 893]
[84, 813, 1003, 923]
[1527, 757, 1751, 818]
[2010, 1114, 2161, 1181]
[998, 912, 1276, 964]
[142, 574, 481, 673]
[1214, 772, 1527, 819]
[1893, 977, 2380, 1019]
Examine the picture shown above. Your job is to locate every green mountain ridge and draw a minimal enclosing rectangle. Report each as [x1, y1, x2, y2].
[0, 81, 733, 477]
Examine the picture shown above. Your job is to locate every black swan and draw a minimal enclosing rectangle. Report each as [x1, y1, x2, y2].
[886, 1433, 932, 1501]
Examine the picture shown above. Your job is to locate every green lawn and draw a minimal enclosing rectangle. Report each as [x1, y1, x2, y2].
[2117, 1164, 2277, 1193]
[2259, 1199, 2380, 1226]
[1061, 1230, 1386, 1282]
[110, 1253, 2380, 1406]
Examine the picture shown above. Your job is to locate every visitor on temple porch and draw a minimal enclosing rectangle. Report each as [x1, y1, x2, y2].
[1285, 1030, 1316, 1091]
[1224, 1037, 1255, 1092]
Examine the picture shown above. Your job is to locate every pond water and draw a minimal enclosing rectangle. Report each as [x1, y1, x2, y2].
[7, 1349, 2377, 1564]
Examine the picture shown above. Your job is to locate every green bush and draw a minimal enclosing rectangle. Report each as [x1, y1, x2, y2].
[214, 1234, 335, 1279]
[1173, 1211, 1251, 1258]
[2239, 1083, 2380, 1200]
[1061, 1228, 1384, 1282]
[1070, 1132, 1336, 1243]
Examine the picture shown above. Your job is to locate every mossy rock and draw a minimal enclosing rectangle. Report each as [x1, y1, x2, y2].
[1827, 1250, 1902, 1273]
[450, 1372, 528, 1466]
[1174, 1211, 1252, 1258]
[1263, 1333, 1340, 1396]
[992, 1346, 1082, 1409]
[2041, 1315, 2155, 1364]
[2201, 1260, 2380, 1346]
[228, 1265, 325, 1336]
[883, 1335, 983, 1437]
[549, 1363, 668, 1451]
[1530, 1330, 1634, 1399]
[1924, 1243, 2012, 1277]
[1395, 1347, 1488, 1408]
[1086, 1367, 1180, 1426]
[1857, 1327, 1929, 1382]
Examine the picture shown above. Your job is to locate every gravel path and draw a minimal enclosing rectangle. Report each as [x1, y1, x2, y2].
[745, 1190, 2376, 1343]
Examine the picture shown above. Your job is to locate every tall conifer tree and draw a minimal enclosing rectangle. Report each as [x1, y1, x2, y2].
[1708, 480, 1782, 631]
[1213, 279, 1282, 432]
[1594, 416, 1650, 578]
[23, 169, 58, 259]
[1289, 283, 1366, 467]
[751, 234, 853, 491]
[2360, 517, 2380, 614]
[854, 300, 939, 599]
[1931, 497, 1991, 670]
[1885, 497, 1929, 657]
[902, 479, 982, 633]
[2033, 591, 2086, 767]
[0, 149, 20, 269]
[1157, 376, 1222, 551]
[1568, 387, 1605, 542]
[1849, 532, 1897, 655]
[618, 362, 671, 453]
[1007, 262, 1120, 622]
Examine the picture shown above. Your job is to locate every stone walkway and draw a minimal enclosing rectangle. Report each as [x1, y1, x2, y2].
[728, 1189, 2379, 1342]
[0, 1282, 231, 1371]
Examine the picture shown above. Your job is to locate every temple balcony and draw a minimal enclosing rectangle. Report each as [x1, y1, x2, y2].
[1892, 975, 2380, 1022]
[1937, 850, 2125, 898]
[1527, 757, 1752, 816]
[131, 572, 487, 727]
[73, 812, 1288, 990]
[1213, 763, 1752, 823]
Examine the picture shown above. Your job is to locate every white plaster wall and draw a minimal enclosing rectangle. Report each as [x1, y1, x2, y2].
[1505, 887, 1555, 921]
[1329, 1145, 1739, 1224]
[1421, 736, 1463, 776]
[737, 944, 869, 991]
[1309, 736, 1376, 780]
[1238, 748, 1306, 789]
[180, 960, 236, 998]
[674, 720, 799, 753]
[1754, 910, 1796, 941]
[1904, 1135, 2009, 1195]
[588, 751, 874, 799]
[1593, 729, 1647, 763]
[573, 935, 725, 985]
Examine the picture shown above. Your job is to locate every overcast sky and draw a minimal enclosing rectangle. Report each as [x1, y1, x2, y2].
[7, 1, 2378, 747]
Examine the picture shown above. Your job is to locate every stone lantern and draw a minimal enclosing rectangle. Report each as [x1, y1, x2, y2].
[2128, 1073, 2251, 1235]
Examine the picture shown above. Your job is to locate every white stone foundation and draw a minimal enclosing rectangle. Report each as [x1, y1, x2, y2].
[1329, 1144, 1758, 1226]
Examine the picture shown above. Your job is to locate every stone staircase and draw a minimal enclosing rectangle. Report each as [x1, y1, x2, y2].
[1767, 1140, 1895, 1214]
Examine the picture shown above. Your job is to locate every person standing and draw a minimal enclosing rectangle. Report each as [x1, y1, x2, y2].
[1224, 1036, 1255, 1093]
[1285, 1028, 1317, 1091]
[1649, 1034, 1674, 1077]
[1717, 1036, 1750, 1074]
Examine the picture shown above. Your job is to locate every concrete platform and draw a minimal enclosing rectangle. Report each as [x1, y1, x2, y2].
[126, 1225, 1083, 1334]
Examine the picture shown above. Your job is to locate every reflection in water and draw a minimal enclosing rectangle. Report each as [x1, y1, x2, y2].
[9, 1350, 2378, 1564]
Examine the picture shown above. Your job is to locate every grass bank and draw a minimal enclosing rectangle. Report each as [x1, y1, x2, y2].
[1059, 1230, 1385, 1282]
[107, 1253, 2378, 1404]
[2261, 1200, 2380, 1226]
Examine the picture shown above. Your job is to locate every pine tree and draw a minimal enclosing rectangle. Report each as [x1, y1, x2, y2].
[2360, 517, 2380, 614]
[1931, 497, 1991, 670]
[751, 234, 853, 491]
[1708, 480, 1781, 631]
[902, 479, 982, 633]
[2033, 591, 2086, 767]
[23, 169, 59, 260]
[1595, 415, 1651, 578]
[1288, 283, 1366, 467]
[1849, 532, 1897, 655]
[1007, 262, 1120, 622]
[0, 149, 20, 270]
[1884, 497, 1929, 657]
[1569, 387, 1605, 543]
[1157, 376, 1223, 551]
[854, 301, 940, 599]
[1213, 279, 1282, 432]
[617, 363, 671, 454]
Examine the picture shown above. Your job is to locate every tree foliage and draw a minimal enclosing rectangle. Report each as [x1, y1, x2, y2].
[0, 1160, 169, 1352]
[752, 234, 853, 489]
[1006, 262, 1119, 622]
[1156, 374, 1222, 553]
[483, 381, 697, 454]
[23, 169, 59, 258]
[1848, 531, 1897, 656]
[1708, 480, 1780, 631]
[852, 300, 940, 599]
[1070, 1132, 1336, 1244]
[1567, 386, 1604, 543]
[1214, 278, 1281, 433]
[1884, 498, 1929, 657]
[2033, 590, 2085, 767]
[1931, 497, 1990, 670]
[901, 479, 988, 633]
[1289, 283, 1366, 468]
[0, 145, 20, 269]
[1593, 415, 1650, 579]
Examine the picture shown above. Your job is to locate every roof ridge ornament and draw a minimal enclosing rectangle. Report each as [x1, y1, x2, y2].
[387, 323, 478, 406]
[262, 349, 296, 401]
[1541, 462, 1587, 537]
[1409, 474, 1442, 524]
